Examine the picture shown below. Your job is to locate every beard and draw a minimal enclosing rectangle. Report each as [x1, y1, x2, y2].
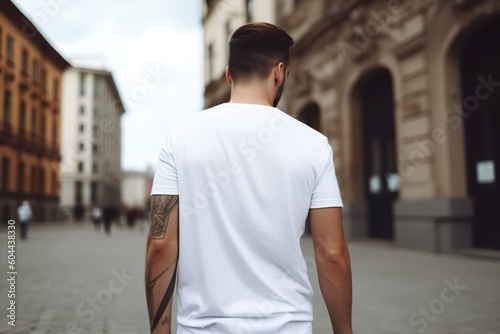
[273, 75, 286, 108]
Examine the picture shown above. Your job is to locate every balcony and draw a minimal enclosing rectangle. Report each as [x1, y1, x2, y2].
[42, 89, 52, 108]
[2, 122, 13, 134]
[19, 72, 30, 91]
[31, 83, 42, 100]
[0, 122, 15, 146]
[3, 62, 15, 82]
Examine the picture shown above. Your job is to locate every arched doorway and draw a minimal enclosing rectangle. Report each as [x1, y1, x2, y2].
[358, 69, 398, 240]
[460, 18, 500, 250]
[298, 102, 321, 132]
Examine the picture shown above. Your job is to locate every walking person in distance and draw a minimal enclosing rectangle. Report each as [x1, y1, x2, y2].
[17, 200, 33, 240]
[145, 22, 353, 334]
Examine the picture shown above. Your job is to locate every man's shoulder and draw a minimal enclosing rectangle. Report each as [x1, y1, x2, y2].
[168, 105, 222, 133]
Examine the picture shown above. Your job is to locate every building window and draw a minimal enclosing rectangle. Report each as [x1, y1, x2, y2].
[93, 144, 98, 153]
[52, 121, 57, 145]
[1, 158, 9, 191]
[53, 79, 59, 100]
[3, 90, 11, 128]
[246, 0, 255, 22]
[75, 181, 83, 203]
[21, 49, 28, 75]
[32, 59, 38, 84]
[19, 100, 26, 135]
[30, 166, 37, 192]
[93, 163, 98, 173]
[91, 182, 97, 204]
[52, 171, 57, 194]
[41, 115, 46, 142]
[79, 143, 85, 151]
[18, 161, 25, 192]
[78, 162, 84, 173]
[39, 167, 45, 194]
[79, 105, 85, 115]
[208, 44, 214, 81]
[94, 78, 100, 98]
[79, 73, 86, 96]
[41, 69, 47, 91]
[6, 35, 14, 64]
[294, 0, 303, 7]
[31, 109, 37, 137]
[79, 124, 84, 132]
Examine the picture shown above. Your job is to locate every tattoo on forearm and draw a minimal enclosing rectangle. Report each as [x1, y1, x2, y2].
[148, 265, 178, 332]
[150, 195, 178, 239]
[146, 266, 169, 326]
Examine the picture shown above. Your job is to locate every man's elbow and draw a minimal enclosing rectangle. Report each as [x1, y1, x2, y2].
[315, 243, 351, 270]
[146, 240, 178, 261]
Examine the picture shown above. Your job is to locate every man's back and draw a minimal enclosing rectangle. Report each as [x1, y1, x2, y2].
[151, 103, 342, 333]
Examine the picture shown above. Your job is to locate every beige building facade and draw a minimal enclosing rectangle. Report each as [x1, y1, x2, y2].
[276, 0, 500, 252]
[203, 0, 500, 252]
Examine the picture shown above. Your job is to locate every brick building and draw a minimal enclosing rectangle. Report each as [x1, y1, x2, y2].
[0, 1, 70, 223]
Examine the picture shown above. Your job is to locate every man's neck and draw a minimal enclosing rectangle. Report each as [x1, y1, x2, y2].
[229, 84, 273, 107]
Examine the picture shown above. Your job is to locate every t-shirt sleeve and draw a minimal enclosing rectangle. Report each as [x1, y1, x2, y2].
[151, 129, 179, 195]
[310, 138, 343, 208]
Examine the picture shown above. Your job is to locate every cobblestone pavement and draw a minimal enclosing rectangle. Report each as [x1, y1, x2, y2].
[0, 222, 499, 334]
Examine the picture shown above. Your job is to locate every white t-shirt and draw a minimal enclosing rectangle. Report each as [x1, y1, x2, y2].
[151, 103, 342, 334]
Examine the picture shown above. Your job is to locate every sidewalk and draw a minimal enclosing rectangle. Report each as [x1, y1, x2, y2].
[0, 222, 499, 333]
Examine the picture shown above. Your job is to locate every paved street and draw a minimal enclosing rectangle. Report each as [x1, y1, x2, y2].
[1, 222, 499, 334]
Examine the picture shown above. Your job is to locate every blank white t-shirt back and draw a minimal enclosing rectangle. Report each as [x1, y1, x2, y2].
[151, 103, 342, 334]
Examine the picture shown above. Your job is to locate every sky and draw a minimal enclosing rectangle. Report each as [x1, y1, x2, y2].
[12, 0, 204, 172]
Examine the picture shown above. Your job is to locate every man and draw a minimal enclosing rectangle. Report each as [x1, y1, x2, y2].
[91, 206, 102, 230]
[17, 200, 33, 240]
[102, 205, 113, 235]
[145, 22, 352, 334]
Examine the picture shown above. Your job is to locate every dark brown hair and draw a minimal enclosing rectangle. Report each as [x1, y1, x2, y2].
[228, 22, 294, 83]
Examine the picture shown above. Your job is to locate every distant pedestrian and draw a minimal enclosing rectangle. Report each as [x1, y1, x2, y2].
[102, 206, 112, 235]
[91, 206, 102, 230]
[17, 201, 33, 240]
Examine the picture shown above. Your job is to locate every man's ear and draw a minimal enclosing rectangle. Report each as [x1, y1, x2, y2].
[225, 66, 233, 86]
[274, 62, 285, 87]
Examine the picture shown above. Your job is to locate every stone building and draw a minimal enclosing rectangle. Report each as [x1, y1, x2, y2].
[275, 0, 500, 252]
[60, 67, 124, 220]
[203, 0, 500, 252]
[0, 1, 70, 223]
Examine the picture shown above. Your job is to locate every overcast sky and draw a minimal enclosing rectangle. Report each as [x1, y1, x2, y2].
[12, 0, 204, 172]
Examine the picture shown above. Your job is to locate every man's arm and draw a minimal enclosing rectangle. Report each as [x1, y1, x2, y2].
[310, 207, 352, 334]
[145, 195, 179, 334]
